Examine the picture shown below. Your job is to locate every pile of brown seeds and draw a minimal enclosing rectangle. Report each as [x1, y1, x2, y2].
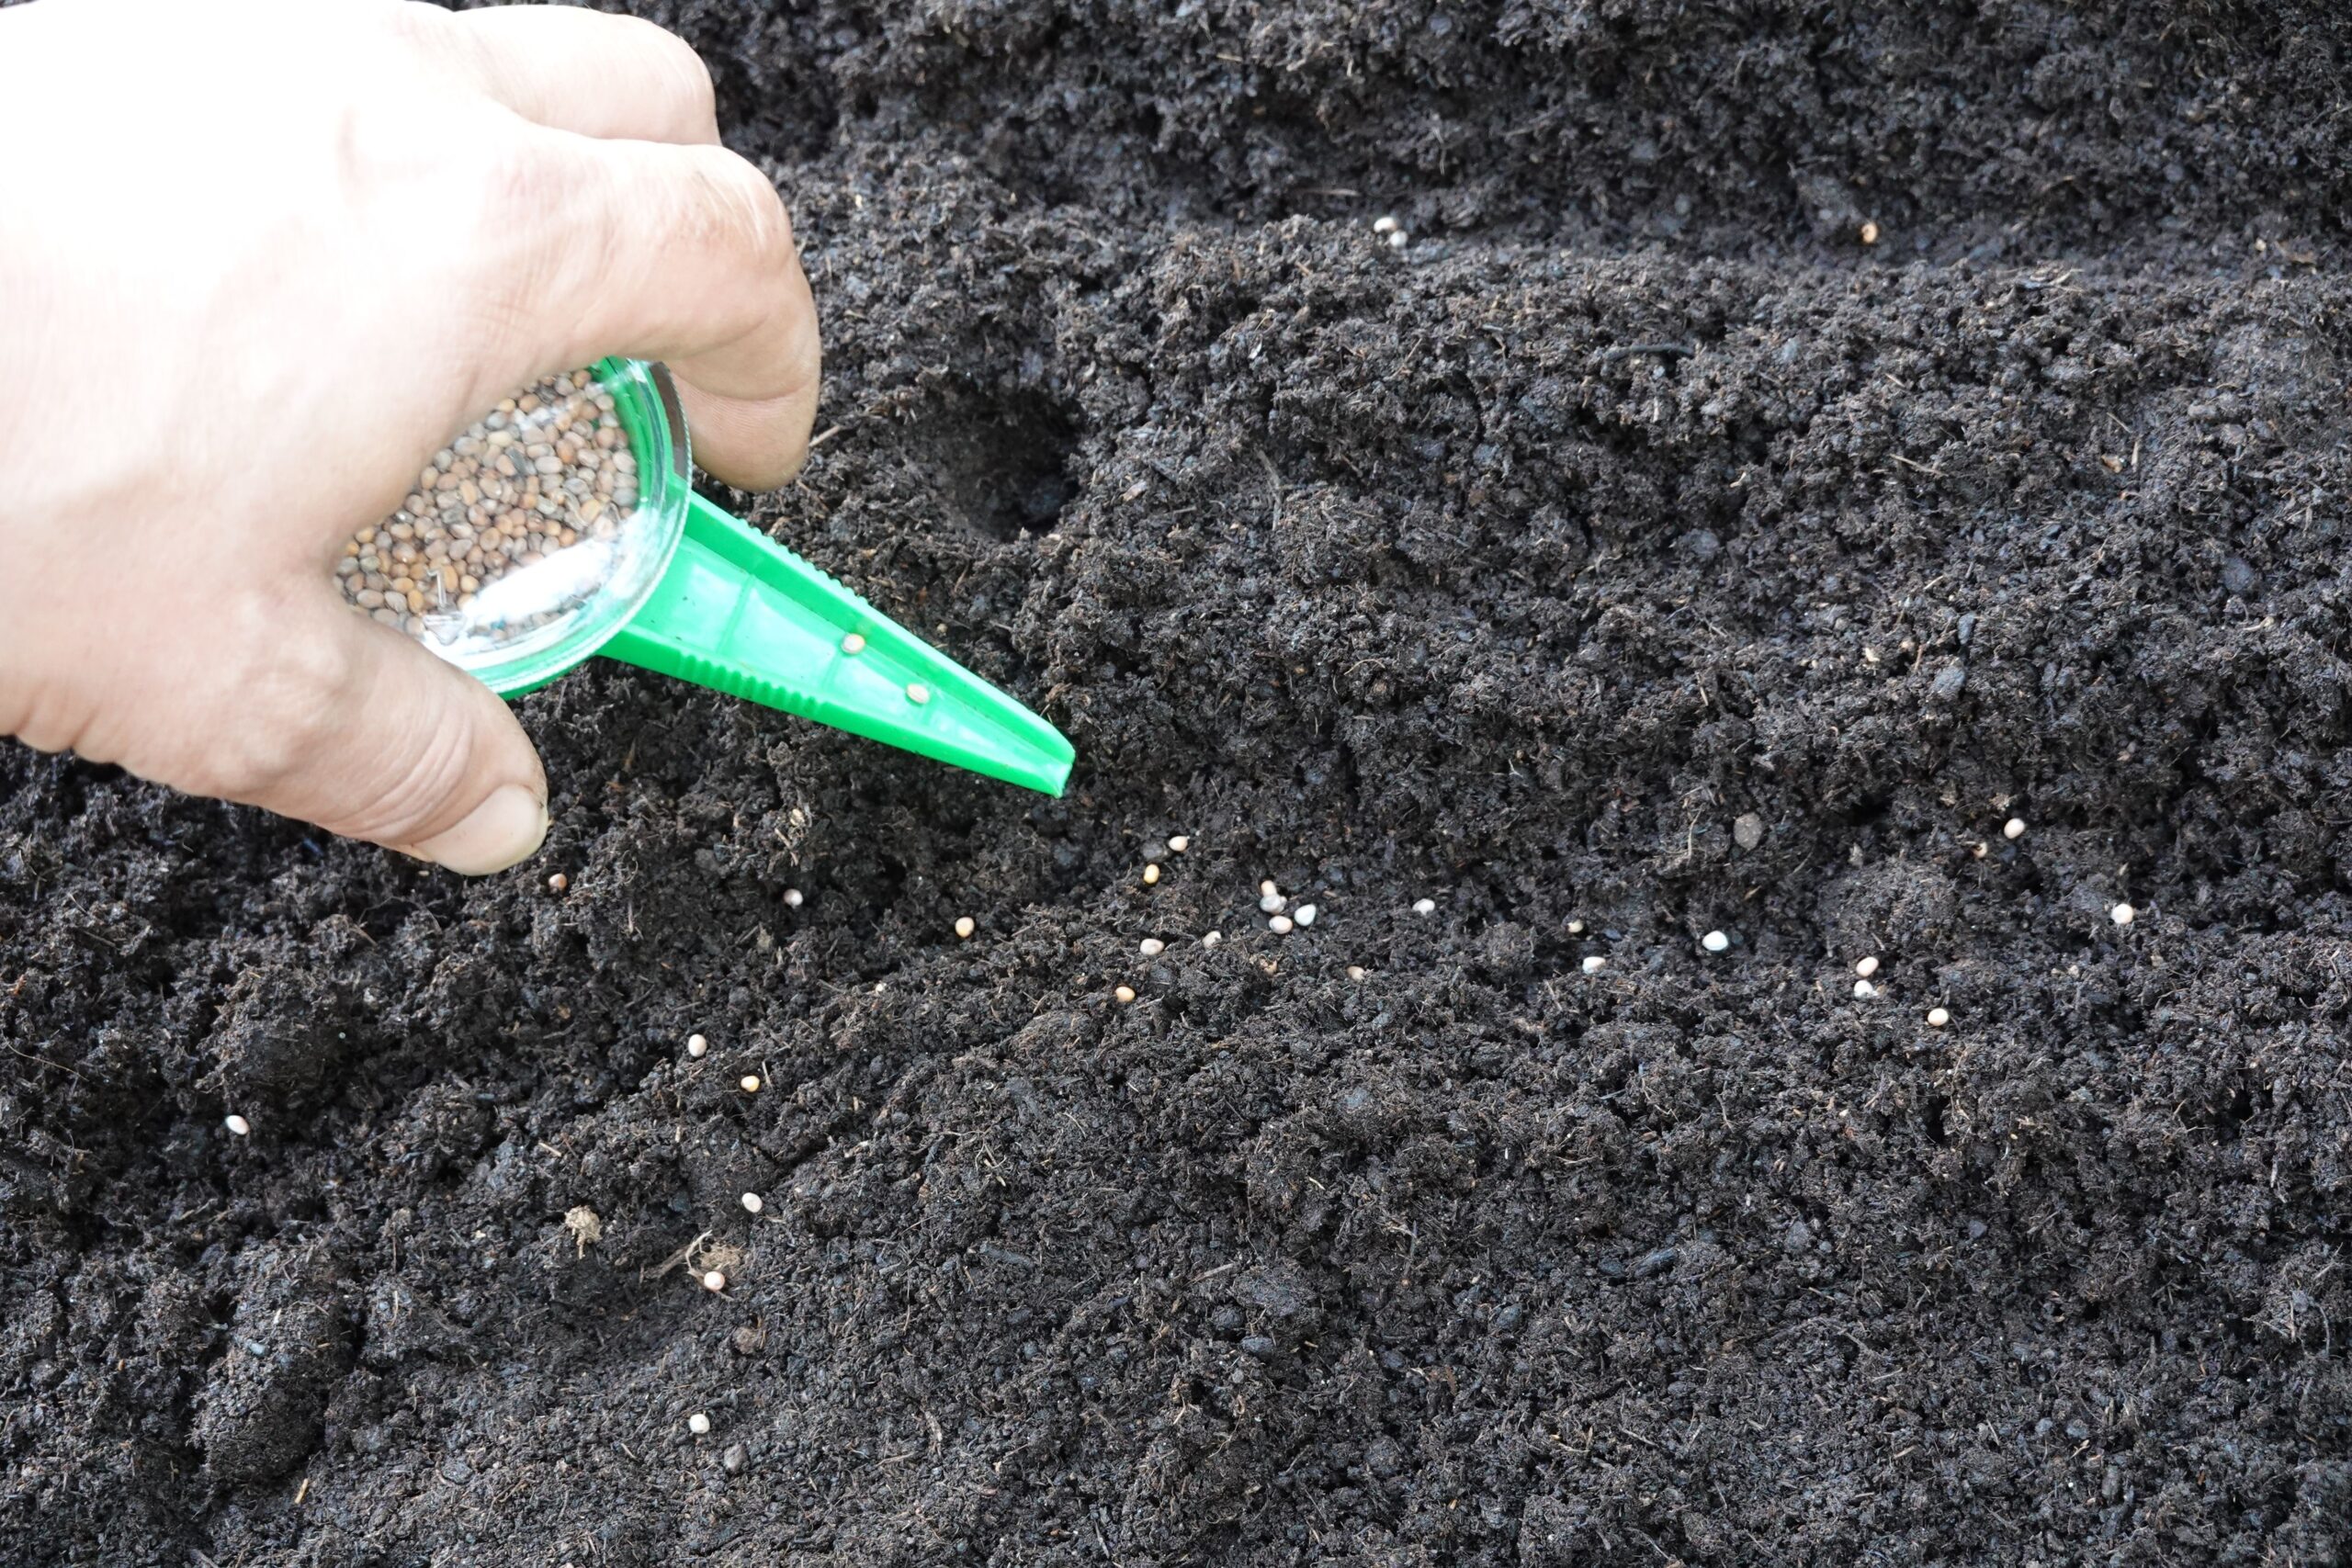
[337, 368, 639, 645]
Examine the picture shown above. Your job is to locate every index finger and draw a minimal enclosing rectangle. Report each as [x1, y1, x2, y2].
[491, 130, 819, 490]
[406, 1, 720, 145]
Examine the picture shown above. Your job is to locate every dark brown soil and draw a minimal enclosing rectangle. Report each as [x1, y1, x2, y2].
[8, 2, 2352, 1562]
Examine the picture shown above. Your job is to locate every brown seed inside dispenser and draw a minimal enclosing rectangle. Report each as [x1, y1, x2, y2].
[336, 368, 641, 645]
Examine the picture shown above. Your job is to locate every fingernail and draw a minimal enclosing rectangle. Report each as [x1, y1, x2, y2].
[410, 785, 549, 875]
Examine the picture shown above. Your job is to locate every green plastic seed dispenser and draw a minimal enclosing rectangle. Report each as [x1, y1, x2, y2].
[389, 358, 1072, 795]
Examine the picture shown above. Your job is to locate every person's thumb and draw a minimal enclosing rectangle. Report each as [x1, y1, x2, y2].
[214, 594, 550, 874]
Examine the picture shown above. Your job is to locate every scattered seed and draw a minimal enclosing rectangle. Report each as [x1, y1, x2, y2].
[686, 1033, 708, 1058]
[1853, 979, 1877, 998]
[841, 632, 866, 654]
[1701, 931, 1729, 953]
[701, 1270, 727, 1293]
[1114, 985, 1136, 1004]
[1259, 893, 1287, 913]
[739, 1075, 761, 1093]
[955, 916, 976, 940]
[1860, 220, 1882, 246]
[905, 682, 930, 705]
[1567, 919, 1585, 934]
[1373, 214, 1399, 234]
[783, 888, 803, 908]
[741, 1192, 763, 1214]
[1202, 931, 1223, 948]
[2110, 902, 2136, 926]
[1926, 1007, 1951, 1028]
[223, 1114, 251, 1136]
[1169, 835, 1190, 853]
[1971, 841, 1990, 859]
[1295, 903, 1318, 927]
[1347, 965, 1365, 981]
[1855, 955, 1880, 978]
[1143, 863, 1162, 886]
[547, 873, 568, 894]
[1581, 955, 1607, 975]
[1270, 914, 1295, 934]
[2004, 818, 2027, 840]
[1413, 898, 1437, 916]
[1261, 880, 1279, 898]
[1139, 937, 1166, 956]
[688, 1413, 712, 1435]
[1386, 229, 1409, 251]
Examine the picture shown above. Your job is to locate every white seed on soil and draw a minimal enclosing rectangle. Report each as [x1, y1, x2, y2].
[1855, 955, 1880, 978]
[739, 1075, 761, 1093]
[1701, 931, 1729, 953]
[686, 1033, 708, 1058]
[701, 1270, 727, 1293]
[1567, 919, 1585, 934]
[2111, 902, 2136, 926]
[1168, 835, 1190, 853]
[1260, 893, 1287, 913]
[1581, 955, 1607, 975]
[783, 888, 803, 908]
[1261, 880, 1279, 898]
[1414, 898, 1437, 916]
[1202, 931, 1223, 948]
[955, 917, 976, 940]
[1140, 937, 1166, 956]
[1347, 965, 1365, 981]
[2004, 818, 2027, 840]
[688, 1413, 711, 1435]
[1386, 229, 1410, 251]
[741, 1192, 763, 1214]
[1269, 915, 1295, 934]
[1114, 985, 1136, 1004]
[547, 873, 568, 894]
[223, 1114, 251, 1136]
[841, 632, 866, 654]
[1926, 1007, 1951, 1028]
[905, 682, 930, 705]
[1853, 979, 1877, 998]
[1295, 903, 1318, 927]
[1373, 215, 1399, 234]
[1971, 841, 1990, 859]
[1143, 864, 1161, 886]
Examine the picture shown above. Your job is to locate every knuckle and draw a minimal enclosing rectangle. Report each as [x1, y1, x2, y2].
[333, 702, 480, 845]
[474, 133, 575, 227]
[662, 34, 720, 133]
[190, 629, 362, 804]
[711, 155, 795, 266]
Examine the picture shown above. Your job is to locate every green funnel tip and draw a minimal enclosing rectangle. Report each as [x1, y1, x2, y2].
[598, 494, 1075, 795]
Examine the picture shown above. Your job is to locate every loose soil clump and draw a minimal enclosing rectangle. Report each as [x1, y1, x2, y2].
[7, 2, 2352, 1563]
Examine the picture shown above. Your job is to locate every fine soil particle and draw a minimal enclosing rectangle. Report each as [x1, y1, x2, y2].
[7, 2, 2352, 1563]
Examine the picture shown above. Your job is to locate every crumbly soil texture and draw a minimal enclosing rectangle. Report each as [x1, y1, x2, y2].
[11, 2, 2352, 1562]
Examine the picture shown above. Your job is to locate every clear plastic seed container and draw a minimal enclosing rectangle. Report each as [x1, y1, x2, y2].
[334, 357, 690, 694]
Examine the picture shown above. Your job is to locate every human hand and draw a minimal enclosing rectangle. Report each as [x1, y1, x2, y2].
[0, 0, 819, 873]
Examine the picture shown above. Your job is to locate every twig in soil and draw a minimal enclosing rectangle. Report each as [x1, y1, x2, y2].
[644, 1229, 711, 1280]
[1599, 342, 1696, 362]
[5, 1043, 81, 1082]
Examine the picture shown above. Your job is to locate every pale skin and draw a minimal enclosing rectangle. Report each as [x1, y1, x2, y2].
[0, 0, 820, 873]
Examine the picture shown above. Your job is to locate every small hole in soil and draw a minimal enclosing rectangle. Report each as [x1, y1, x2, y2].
[1922, 1093, 1949, 1146]
[925, 387, 1081, 541]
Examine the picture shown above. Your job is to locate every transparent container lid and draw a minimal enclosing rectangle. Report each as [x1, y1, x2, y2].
[334, 358, 690, 694]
